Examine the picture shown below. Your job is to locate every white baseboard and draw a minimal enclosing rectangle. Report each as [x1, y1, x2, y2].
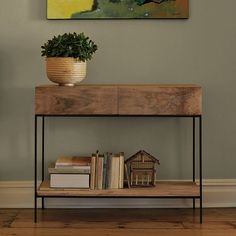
[0, 179, 236, 208]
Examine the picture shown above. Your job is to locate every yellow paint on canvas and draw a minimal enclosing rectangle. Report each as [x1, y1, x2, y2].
[48, 0, 94, 19]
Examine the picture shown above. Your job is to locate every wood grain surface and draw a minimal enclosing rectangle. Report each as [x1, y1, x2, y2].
[0, 208, 236, 236]
[35, 85, 202, 115]
[35, 85, 118, 115]
[118, 86, 202, 115]
[37, 180, 199, 197]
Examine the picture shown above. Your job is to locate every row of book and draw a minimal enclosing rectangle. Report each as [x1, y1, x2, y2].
[90, 151, 124, 190]
[48, 152, 124, 189]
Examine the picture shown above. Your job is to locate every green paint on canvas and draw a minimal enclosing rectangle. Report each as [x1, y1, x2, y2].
[69, 0, 188, 19]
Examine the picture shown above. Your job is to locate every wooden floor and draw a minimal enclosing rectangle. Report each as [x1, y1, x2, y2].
[0, 208, 236, 236]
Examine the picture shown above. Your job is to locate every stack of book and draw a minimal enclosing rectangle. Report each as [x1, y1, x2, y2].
[49, 156, 91, 188]
[90, 152, 124, 190]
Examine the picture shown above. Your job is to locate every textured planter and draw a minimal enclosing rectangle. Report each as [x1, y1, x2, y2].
[46, 57, 87, 86]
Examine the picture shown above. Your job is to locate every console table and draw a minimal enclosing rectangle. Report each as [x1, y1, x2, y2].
[34, 84, 202, 223]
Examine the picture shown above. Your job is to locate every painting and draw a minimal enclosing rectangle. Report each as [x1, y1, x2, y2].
[47, 0, 189, 19]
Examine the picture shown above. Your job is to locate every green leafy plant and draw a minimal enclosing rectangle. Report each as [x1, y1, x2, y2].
[41, 32, 98, 62]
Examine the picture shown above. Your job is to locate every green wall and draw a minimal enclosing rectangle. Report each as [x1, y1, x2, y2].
[0, 0, 235, 180]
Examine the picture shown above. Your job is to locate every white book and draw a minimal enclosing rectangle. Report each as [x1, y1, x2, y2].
[109, 156, 120, 189]
[50, 174, 90, 188]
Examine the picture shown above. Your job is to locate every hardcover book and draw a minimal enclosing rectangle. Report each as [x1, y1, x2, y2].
[50, 174, 90, 188]
[55, 156, 91, 168]
[90, 154, 97, 190]
[48, 163, 90, 174]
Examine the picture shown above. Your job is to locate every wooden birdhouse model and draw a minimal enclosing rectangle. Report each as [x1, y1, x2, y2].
[125, 150, 160, 187]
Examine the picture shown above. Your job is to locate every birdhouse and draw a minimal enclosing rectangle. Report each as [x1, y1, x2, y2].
[125, 150, 160, 187]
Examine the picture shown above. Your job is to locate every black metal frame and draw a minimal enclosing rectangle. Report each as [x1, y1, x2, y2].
[34, 115, 202, 223]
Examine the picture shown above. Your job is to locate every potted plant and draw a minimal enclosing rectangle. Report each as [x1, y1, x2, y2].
[41, 32, 98, 86]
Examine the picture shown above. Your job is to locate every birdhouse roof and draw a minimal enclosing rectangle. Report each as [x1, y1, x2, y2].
[125, 150, 160, 164]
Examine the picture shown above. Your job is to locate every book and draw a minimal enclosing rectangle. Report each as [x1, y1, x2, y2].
[95, 151, 99, 189]
[102, 154, 108, 189]
[105, 152, 111, 189]
[50, 174, 90, 188]
[97, 155, 104, 190]
[109, 154, 120, 189]
[48, 163, 90, 174]
[55, 156, 91, 168]
[119, 152, 125, 189]
[92, 151, 105, 190]
[90, 154, 96, 190]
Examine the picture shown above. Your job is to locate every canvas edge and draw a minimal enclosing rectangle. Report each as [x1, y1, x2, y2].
[46, 0, 189, 20]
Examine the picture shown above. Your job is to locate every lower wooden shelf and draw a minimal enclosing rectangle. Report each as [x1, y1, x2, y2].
[37, 180, 200, 198]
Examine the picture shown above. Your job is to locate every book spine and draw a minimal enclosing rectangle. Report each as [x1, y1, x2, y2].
[90, 155, 96, 190]
[49, 169, 90, 174]
[97, 157, 104, 190]
[50, 173, 90, 189]
[110, 156, 119, 189]
[119, 152, 124, 189]
[95, 151, 99, 189]
[56, 163, 91, 168]
[102, 155, 107, 189]
[106, 153, 111, 189]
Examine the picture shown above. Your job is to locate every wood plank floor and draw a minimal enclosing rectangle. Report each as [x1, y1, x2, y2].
[0, 208, 236, 236]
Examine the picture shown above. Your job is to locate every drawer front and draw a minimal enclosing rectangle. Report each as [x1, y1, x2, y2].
[35, 86, 118, 115]
[118, 86, 202, 115]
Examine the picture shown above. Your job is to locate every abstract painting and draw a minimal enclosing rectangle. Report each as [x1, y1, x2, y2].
[47, 0, 189, 19]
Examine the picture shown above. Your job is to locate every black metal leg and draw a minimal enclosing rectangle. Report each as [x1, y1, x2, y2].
[34, 116, 38, 223]
[192, 198, 195, 209]
[33, 114, 202, 224]
[193, 117, 196, 209]
[199, 116, 203, 224]
[42, 116, 45, 209]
